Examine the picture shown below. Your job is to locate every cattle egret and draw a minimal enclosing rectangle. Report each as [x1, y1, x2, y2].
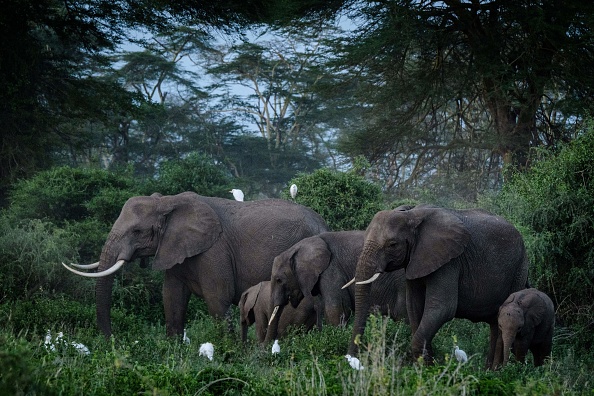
[44, 330, 55, 351]
[345, 354, 364, 370]
[183, 329, 190, 345]
[199, 342, 214, 361]
[290, 184, 298, 199]
[71, 342, 90, 355]
[230, 189, 244, 201]
[272, 339, 281, 355]
[454, 346, 468, 363]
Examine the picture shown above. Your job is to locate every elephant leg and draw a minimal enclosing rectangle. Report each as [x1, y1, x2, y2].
[406, 280, 426, 338]
[486, 321, 499, 369]
[163, 271, 192, 337]
[411, 269, 458, 363]
[530, 341, 551, 366]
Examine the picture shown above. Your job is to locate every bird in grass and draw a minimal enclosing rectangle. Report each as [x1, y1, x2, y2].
[454, 346, 468, 363]
[71, 342, 90, 355]
[289, 184, 298, 199]
[271, 339, 281, 355]
[183, 329, 190, 345]
[230, 189, 244, 201]
[345, 354, 364, 370]
[199, 342, 214, 361]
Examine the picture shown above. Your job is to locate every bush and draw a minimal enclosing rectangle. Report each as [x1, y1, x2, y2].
[147, 152, 234, 197]
[8, 166, 140, 225]
[284, 168, 384, 231]
[496, 124, 594, 346]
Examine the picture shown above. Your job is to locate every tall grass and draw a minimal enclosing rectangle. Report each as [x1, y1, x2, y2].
[2, 297, 592, 395]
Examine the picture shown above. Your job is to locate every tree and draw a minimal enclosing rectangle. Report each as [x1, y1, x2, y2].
[328, 0, 594, 195]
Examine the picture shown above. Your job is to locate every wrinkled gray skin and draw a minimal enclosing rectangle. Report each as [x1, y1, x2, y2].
[87, 192, 328, 337]
[348, 205, 529, 367]
[492, 288, 554, 369]
[268, 230, 407, 343]
[239, 281, 317, 343]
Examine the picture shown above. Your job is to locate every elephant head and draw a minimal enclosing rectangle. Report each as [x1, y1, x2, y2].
[348, 205, 470, 355]
[63, 192, 222, 336]
[267, 236, 331, 340]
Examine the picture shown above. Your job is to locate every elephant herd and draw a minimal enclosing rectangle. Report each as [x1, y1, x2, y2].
[63, 192, 554, 369]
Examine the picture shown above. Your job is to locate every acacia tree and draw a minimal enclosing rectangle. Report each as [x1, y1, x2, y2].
[330, 0, 594, 196]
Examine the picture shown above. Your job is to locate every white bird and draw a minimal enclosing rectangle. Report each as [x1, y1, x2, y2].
[44, 330, 55, 351]
[230, 189, 244, 201]
[271, 339, 281, 355]
[454, 346, 468, 363]
[345, 354, 364, 370]
[183, 329, 190, 345]
[199, 342, 214, 361]
[71, 342, 90, 355]
[290, 184, 298, 199]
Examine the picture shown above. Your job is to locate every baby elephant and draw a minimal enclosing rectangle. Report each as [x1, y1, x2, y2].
[239, 281, 317, 343]
[492, 288, 554, 369]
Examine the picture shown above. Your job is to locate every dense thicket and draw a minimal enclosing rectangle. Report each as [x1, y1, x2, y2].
[495, 126, 594, 347]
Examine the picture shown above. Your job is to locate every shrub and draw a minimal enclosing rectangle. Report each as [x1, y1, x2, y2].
[284, 168, 384, 231]
[8, 166, 140, 225]
[147, 152, 234, 197]
[496, 123, 594, 347]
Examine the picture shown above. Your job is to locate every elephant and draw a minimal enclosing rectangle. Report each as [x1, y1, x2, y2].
[62, 191, 328, 337]
[492, 288, 554, 369]
[267, 230, 407, 343]
[239, 281, 317, 343]
[346, 204, 529, 367]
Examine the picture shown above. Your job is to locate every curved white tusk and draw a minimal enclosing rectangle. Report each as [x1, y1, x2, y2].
[342, 277, 356, 289]
[268, 306, 280, 326]
[356, 272, 381, 285]
[61, 260, 126, 278]
[69, 261, 100, 269]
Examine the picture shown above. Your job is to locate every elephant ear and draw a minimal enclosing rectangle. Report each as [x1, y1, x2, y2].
[292, 237, 332, 296]
[153, 193, 222, 270]
[406, 208, 471, 280]
[518, 292, 545, 335]
[240, 282, 262, 325]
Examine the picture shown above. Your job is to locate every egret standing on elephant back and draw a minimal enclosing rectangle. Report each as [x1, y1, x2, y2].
[345, 204, 529, 368]
[63, 191, 328, 338]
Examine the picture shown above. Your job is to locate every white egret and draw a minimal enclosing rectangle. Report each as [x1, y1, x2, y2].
[71, 342, 90, 355]
[271, 339, 281, 355]
[454, 346, 468, 363]
[199, 342, 214, 361]
[290, 184, 298, 199]
[229, 189, 244, 201]
[44, 330, 55, 351]
[345, 354, 364, 370]
[183, 329, 190, 345]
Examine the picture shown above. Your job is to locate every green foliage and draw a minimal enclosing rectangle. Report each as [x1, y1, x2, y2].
[285, 168, 384, 230]
[496, 125, 594, 341]
[0, 215, 87, 301]
[8, 166, 140, 225]
[146, 153, 234, 197]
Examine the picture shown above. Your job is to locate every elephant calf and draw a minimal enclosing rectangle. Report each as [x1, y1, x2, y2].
[493, 288, 555, 369]
[239, 281, 317, 343]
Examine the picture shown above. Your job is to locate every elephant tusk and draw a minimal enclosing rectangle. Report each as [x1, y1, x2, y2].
[356, 272, 381, 285]
[62, 260, 126, 278]
[342, 277, 356, 289]
[268, 306, 280, 326]
[69, 261, 100, 269]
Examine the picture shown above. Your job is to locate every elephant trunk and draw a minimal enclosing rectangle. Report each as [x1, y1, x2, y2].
[348, 241, 382, 355]
[95, 233, 125, 337]
[502, 333, 514, 367]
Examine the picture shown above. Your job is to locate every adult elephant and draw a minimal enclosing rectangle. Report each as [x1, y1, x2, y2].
[62, 191, 328, 337]
[346, 205, 529, 367]
[267, 230, 407, 343]
[239, 281, 317, 343]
